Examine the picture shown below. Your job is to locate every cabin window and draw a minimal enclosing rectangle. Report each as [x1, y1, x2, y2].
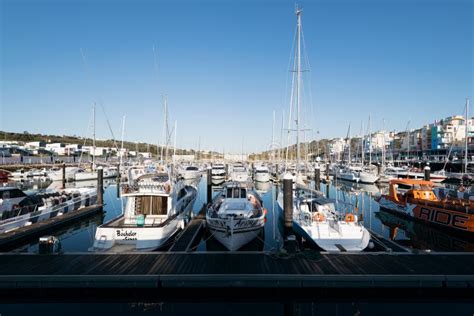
[135, 196, 168, 216]
[226, 188, 246, 198]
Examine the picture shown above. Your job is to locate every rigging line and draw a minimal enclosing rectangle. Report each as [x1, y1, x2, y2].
[284, 25, 298, 168]
[301, 25, 317, 140]
[79, 49, 119, 151]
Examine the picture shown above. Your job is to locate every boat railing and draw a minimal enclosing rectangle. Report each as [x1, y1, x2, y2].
[1, 193, 95, 222]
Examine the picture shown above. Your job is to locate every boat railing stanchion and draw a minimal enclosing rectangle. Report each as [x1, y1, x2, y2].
[97, 166, 104, 209]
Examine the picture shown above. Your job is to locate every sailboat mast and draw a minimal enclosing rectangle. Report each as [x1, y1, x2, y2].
[465, 98, 470, 174]
[272, 110, 275, 162]
[295, 7, 302, 169]
[92, 103, 96, 170]
[119, 115, 126, 169]
[369, 115, 372, 166]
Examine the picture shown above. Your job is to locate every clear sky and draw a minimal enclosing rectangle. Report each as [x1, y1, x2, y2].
[1, 0, 472, 154]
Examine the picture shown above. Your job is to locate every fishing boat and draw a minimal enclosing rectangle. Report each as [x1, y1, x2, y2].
[0, 186, 97, 234]
[206, 182, 266, 251]
[91, 172, 197, 251]
[376, 179, 474, 233]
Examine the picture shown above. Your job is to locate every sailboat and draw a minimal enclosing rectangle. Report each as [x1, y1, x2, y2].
[277, 7, 370, 252]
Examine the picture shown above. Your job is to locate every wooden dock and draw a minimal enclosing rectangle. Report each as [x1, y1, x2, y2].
[0, 205, 103, 251]
[169, 204, 207, 252]
[0, 252, 473, 290]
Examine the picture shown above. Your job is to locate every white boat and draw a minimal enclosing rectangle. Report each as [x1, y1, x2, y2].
[335, 165, 360, 183]
[46, 167, 81, 182]
[254, 165, 271, 182]
[91, 172, 197, 252]
[276, 9, 370, 252]
[0, 186, 97, 234]
[211, 163, 226, 183]
[206, 182, 265, 251]
[74, 166, 118, 181]
[180, 166, 201, 180]
[230, 163, 250, 183]
[277, 177, 370, 252]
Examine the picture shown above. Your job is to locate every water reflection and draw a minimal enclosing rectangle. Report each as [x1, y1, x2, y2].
[375, 209, 474, 252]
[4, 175, 474, 253]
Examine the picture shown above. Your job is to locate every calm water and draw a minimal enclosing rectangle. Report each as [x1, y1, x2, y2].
[5, 175, 474, 253]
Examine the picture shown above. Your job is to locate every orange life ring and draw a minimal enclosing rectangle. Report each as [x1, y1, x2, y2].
[312, 212, 325, 222]
[345, 213, 355, 222]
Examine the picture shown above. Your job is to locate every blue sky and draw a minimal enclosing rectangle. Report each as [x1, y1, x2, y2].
[1, 0, 472, 153]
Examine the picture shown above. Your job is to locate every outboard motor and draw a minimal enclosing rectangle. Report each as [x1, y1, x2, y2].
[38, 236, 61, 254]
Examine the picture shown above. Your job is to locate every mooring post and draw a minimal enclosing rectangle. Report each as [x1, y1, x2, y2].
[97, 166, 104, 207]
[225, 164, 229, 180]
[207, 167, 212, 204]
[283, 173, 298, 253]
[275, 164, 279, 181]
[326, 163, 330, 182]
[61, 162, 66, 189]
[314, 167, 320, 191]
[377, 163, 382, 175]
[424, 164, 431, 181]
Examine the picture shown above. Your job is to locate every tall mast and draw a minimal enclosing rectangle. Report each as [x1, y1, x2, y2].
[368, 115, 372, 166]
[465, 98, 470, 174]
[382, 118, 386, 167]
[119, 115, 126, 169]
[173, 120, 177, 164]
[272, 110, 275, 162]
[92, 103, 96, 170]
[295, 7, 302, 170]
[360, 120, 364, 165]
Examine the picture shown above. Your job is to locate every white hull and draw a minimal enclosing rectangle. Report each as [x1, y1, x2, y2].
[181, 171, 201, 180]
[337, 172, 359, 182]
[207, 216, 264, 251]
[75, 169, 118, 181]
[210, 227, 262, 251]
[254, 172, 271, 182]
[358, 171, 379, 184]
[294, 220, 370, 252]
[92, 215, 184, 251]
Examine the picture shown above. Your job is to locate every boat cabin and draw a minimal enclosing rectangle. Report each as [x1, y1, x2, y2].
[388, 179, 439, 203]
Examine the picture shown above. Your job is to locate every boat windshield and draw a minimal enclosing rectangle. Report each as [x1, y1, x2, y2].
[226, 187, 247, 198]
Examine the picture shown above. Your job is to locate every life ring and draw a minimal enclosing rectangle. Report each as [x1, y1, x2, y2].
[312, 212, 325, 222]
[345, 213, 356, 222]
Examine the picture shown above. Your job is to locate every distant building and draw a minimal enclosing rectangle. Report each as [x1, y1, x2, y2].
[172, 154, 195, 161]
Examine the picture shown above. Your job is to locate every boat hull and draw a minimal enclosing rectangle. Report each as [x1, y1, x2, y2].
[377, 196, 474, 233]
